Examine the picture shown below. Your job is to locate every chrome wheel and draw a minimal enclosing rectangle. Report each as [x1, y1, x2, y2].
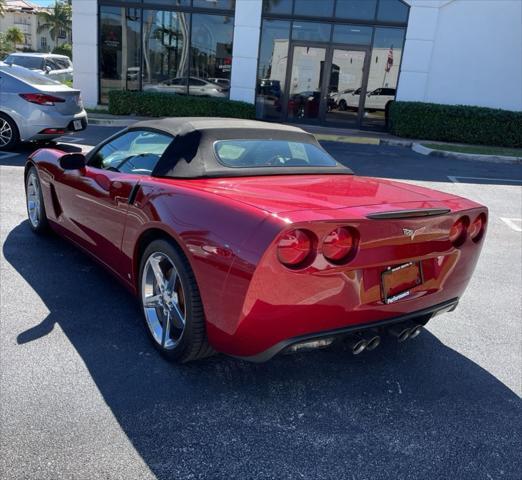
[0, 118, 13, 147]
[141, 252, 186, 350]
[26, 171, 41, 228]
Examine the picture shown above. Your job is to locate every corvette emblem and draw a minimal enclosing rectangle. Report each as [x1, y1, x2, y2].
[403, 227, 425, 239]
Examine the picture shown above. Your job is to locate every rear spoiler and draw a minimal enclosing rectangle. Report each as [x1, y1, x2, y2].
[366, 208, 451, 220]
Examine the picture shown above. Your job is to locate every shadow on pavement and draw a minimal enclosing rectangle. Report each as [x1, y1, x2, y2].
[3, 221, 522, 479]
[321, 141, 522, 186]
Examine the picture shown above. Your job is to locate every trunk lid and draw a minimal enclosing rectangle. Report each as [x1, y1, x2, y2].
[187, 175, 461, 214]
[38, 85, 83, 115]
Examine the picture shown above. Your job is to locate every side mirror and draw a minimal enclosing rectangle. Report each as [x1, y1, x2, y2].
[60, 153, 86, 170]
[45, 66, 52, 74]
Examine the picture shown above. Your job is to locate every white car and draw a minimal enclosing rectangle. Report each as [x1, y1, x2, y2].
[4, 53, 73, 83]
[0, 63, 87, 150]
[207, 77, 230, 88]
[337, 87, 396, 111]
[144, 77, 229, 98]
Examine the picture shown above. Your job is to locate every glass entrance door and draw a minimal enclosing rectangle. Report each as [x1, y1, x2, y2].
[286, 45, 327, 122]
[285, 44, 371, 126]
[325, 48, 369, 126]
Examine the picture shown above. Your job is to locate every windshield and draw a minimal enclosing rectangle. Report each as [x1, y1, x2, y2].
[0, 64, 62, 86]
[5, 55, 44, 70]
[214, 140, 339, 169]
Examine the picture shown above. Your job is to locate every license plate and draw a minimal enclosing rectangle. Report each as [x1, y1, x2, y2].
[73, 120, 83, 131]
[381, 261, 423, 304]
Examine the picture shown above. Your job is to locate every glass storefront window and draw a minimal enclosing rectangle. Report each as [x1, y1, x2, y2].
[363, 27, 405, 127]
[263, 0, 293, 14]
[100, 6, 141, 104]
[377, 0, 409, 23]
[332, 25, 373, 45]
[335, 0, 377, 20]
[193, 0, 236, 9]
[257, 19, 291, 120]
[294, 0, 334, 17]
[142, 10, 190, 95]
[190, 14, 234, 97]
[142, 0, 190, 6]
[292, 21, 332, 42]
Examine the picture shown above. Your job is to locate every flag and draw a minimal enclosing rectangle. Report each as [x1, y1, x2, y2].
[385, 46, 394, 73]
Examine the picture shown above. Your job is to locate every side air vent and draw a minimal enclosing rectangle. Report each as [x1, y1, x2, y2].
[366, 208, 451, 220]
[50, 183, 62, 217]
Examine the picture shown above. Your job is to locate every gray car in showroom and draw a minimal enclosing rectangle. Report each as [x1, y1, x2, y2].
[0, 63, 87, 150]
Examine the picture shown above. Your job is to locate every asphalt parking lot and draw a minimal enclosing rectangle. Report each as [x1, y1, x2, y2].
[1, 126, 521, 480]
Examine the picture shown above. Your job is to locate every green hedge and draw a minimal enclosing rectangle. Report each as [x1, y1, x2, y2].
[108, 90, 256, 119]
[388, 101, 522, 148]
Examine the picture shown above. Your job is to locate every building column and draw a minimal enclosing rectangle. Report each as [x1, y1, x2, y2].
[396, 0, 451, 102]
[229, 0, 263, 104]
[72, 0, 98, 108]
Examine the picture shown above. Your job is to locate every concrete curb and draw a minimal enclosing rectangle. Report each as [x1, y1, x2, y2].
[89, 117, 140, 127]
[314, 134, 380, 145]
[412, 142, 522, 165]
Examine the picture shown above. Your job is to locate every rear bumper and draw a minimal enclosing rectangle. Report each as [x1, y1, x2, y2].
[237, 298, 459, 362]
[21, 111, 88, 142]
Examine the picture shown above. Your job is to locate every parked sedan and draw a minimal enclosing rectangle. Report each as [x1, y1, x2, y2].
[4, 53, 74, 83]
[0, 63, 87, 150]
[25, 118, 487, 363]
[144, 77, 229, 98]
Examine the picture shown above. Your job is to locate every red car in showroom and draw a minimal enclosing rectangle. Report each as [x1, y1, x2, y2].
[25, 118, 487, 362]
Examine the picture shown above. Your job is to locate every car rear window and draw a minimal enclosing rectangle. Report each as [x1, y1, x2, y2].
[5, 55, 44, 70]
[214, 140, 338, 168]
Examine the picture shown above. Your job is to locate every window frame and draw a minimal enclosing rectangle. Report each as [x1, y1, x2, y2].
[97, 0, 236, 105]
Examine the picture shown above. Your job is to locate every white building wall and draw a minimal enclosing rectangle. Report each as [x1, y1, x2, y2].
[229, 0, 263, 104]
[72, 0, 99, 108]
[398, 0, 522, 111]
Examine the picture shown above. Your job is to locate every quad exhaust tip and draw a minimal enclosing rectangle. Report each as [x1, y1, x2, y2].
[387, 324, 423, 342]
[346, 333, 381, 355]
[346, 335, 368, 355]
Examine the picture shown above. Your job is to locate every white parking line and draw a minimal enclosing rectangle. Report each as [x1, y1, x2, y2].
[448, 175, 521, 184]
[500, 218, 522, 232]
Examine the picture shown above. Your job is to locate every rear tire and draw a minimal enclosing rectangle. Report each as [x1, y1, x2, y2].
[25, 166, 49, 234]
[139, 239, 214, 363]
[0, 113, 20, 151]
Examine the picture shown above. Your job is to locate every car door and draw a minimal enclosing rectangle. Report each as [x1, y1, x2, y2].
[188, 77, 207, 96]
[54, 129, 173, 275]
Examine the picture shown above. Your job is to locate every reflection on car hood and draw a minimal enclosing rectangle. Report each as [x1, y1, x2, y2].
[180, 175, 461, 214]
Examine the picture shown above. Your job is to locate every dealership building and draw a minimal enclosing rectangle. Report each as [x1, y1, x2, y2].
[73, 0, 522, 130]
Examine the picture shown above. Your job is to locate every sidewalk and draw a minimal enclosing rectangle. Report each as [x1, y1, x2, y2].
[87, 113, 521, 164]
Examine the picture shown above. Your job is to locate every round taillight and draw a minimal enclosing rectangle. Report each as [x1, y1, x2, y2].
[449, 217, 469, 247]
[469, 213, 487, 243]
[277, 229, 315, 268]
[322, 227, 359, 264]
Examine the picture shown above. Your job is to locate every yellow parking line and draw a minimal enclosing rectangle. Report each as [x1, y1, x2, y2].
[314, 134, 381, 145]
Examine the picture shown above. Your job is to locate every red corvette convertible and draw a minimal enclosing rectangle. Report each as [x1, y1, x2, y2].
[25, 118, 487, 362]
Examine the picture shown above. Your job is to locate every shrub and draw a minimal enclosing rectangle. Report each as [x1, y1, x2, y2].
[389, 101, 522, 148]
[108, 91, 256, 120]
[52, 43, 72, 59]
